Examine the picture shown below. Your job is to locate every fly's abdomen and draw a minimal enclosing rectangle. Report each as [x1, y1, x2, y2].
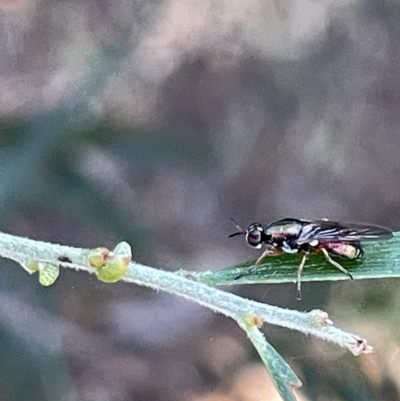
[324, 242, 364, 260]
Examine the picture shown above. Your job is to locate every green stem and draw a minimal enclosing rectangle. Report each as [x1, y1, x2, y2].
[241, 319, 301, 401]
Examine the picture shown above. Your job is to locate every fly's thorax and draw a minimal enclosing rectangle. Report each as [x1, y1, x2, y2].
[265, 219, 304, 238]
[281, 240, 299, 254]
[263, 219, 304, 254]
[264, 235, 300, 254]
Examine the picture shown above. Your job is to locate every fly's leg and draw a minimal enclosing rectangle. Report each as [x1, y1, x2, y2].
[321, 248, 354, 280]
[234, 246, 281, 280]
[296, 253, 308, 300]
[255, 247, 280, 266]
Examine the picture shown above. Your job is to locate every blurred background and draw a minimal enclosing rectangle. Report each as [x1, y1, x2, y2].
[0, 0, 399, 400]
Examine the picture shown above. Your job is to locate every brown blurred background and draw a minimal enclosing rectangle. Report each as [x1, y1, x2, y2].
[0, 0, 399, 400]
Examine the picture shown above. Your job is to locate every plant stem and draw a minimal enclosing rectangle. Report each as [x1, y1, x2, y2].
[0, 231, 372, 356]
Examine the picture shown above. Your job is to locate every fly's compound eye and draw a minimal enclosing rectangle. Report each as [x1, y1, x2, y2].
[246, 224, 264, 249]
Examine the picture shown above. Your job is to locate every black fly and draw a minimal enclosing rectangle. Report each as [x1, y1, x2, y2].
[229, 218, 393, 299]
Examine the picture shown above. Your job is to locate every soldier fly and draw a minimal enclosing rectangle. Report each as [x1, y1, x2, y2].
[229, 218, 393, 299]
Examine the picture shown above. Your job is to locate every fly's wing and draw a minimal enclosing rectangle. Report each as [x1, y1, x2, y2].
[297, 220, 393, 244]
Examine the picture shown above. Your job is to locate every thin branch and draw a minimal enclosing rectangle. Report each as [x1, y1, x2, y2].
[0, 231, 377, 401]
[0, 231, 370, 354]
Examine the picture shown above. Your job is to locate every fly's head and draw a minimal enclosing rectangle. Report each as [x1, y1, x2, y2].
[229, 219, 267, 249]
[245, 223, 265, 249]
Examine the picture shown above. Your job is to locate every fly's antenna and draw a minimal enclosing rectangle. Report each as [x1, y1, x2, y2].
[228, 218, 246, 238]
